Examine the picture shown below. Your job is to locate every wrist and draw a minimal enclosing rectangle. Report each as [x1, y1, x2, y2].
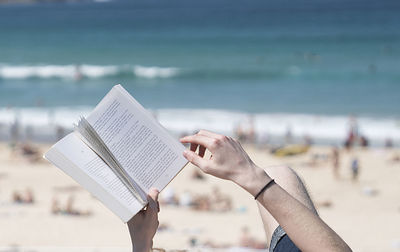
[234, 165, 272, 197]
[133, 240, 152, 252]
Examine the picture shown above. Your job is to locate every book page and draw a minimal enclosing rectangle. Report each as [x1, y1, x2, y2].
[87, 85, 188, 193]
[75, 117, 146, 204]
[44, 133, 143, 222]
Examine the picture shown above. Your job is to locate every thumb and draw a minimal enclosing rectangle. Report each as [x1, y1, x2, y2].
[183, 150, 210, 172]
[147, 188, 159, 212]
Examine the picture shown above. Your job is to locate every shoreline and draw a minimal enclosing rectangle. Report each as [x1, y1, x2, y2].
[1, 107, 399, 147]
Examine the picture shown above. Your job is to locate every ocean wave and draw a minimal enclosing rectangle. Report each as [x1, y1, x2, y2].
[0, 64, 294, 81]
[133, 65, 179, 78]
[0, 107, 399, 146]
[0, 64, 180, 80]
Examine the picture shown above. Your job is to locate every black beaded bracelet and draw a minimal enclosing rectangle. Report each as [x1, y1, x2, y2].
[254, 179, 275, 200]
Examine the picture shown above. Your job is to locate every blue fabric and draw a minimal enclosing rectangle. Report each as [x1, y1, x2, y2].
[269, 226, 301, 252]
[273, 234, 301, 252]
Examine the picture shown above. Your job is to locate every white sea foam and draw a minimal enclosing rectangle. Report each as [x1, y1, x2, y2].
[0, 107, 399, 146]
[0, 64, 179, 79]
[0, 107, 91, 128]
[133, 65, 179, 78]
[0, 64, 118, 79]
[157, 109, 400, 144]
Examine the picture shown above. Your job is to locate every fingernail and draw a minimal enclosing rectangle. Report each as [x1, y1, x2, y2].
[150, 188, 159, 194]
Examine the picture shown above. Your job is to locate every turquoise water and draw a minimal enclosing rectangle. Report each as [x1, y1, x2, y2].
[0, 0, 399, 115]
[0, 0, 399, 144]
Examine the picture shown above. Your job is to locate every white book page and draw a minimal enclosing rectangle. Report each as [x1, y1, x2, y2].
[87, 85, 188, 193]
[44, 133, 143, 222]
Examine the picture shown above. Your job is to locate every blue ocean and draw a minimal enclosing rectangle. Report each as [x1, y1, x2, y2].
[0, 0, 399, 144]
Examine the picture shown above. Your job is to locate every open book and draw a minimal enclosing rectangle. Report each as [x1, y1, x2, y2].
[44, 85, 188, 222]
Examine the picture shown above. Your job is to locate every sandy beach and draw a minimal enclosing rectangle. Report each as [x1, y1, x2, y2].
[0, 141, 399, 252]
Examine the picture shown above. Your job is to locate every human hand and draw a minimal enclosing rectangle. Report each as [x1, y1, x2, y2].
[127, 188, 160, 252]
[180, 130, 271, 196]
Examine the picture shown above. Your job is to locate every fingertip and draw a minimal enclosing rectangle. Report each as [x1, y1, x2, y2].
[147, 189, 159, 209]
[183, 149, 190, 158]
[149, 187, 159, 193]
[184, 150, 197, 164]
[149, 187, 159, 197]
[180, 136, 188, 142]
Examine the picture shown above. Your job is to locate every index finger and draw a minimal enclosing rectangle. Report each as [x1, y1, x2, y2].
[197, 129, 223, 139]
[180, 134, 216, 151]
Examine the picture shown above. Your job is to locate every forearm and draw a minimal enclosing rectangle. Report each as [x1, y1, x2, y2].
[238, 166, 352, 252]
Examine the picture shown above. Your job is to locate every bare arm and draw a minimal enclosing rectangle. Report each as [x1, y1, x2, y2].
[127, 188, 160, 252]
[180, 130, 352, 252]
[241, 168, 351, 252]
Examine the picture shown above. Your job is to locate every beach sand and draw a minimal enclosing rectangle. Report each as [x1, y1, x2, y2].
[0, 141, 399, 252]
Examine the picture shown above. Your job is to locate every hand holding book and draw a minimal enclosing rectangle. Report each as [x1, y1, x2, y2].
[127, 188, 160, 252]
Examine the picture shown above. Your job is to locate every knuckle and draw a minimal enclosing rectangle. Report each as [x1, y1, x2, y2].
[211, 139, 220, 148]
[218, 135, 228, 141]
[187, 153, 194, 162]
[198, 129, 206, 135]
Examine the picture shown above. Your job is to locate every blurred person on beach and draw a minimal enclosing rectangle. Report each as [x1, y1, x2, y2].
[351, 157, 360, 182]
[209, 186, 232, 212]
[51, 197, 61, 214]
[390, 153, 400, 163]
[190, 169, 205, 180]
[56, 125, 66, 141]
[128, 130, 352, 252]
[248, 115, 256, 144]
[360, 136, 369, 148]
[51, 195, 92, 216]
[179, 190, 193, 207]
[285, 125, 293, 144]
[12, 188, 34, 204]
[234, 116, 256, 144]
[12, 191, 24, 204]
[239, 226, 266, 249]
[332, 147, 340, 179]
[19, 142, 42, 163]
[385, 138, 393, 149]
[74, 64, 83, 81]
[25, 125, 34, 142]
[303, 134, 313, 146]
[344, 115, 359, 149]
[10, 112, 20, 149]
[159, 187, 178, 206]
